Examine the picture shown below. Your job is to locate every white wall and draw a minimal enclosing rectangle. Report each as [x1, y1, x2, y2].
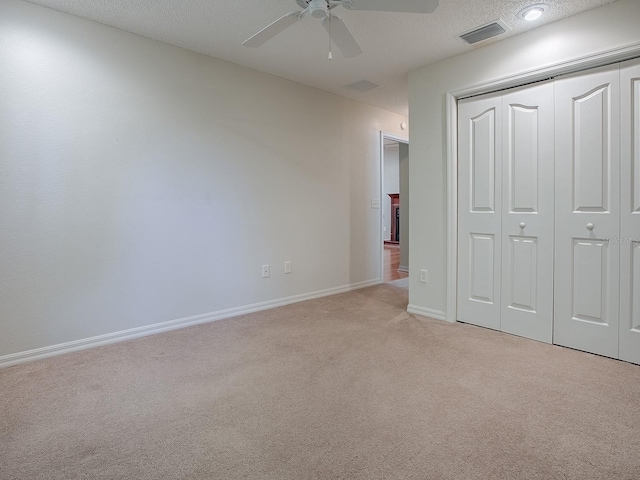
[408, 0, 640, 318]
[383, 145, 399, 242]
[0, 0, 407, 361]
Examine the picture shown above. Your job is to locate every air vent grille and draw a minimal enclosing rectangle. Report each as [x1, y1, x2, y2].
[346, 80, 383, 92]
[459, 22, 506, 45]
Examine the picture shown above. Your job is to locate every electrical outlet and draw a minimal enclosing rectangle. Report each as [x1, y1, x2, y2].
[262, 265, 270, 278]
[371, 199, 381, 209]
[420, 269, 428, 283]
[284, 261, 292, 274]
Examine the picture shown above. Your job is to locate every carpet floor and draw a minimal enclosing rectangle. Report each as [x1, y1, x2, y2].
[1, 284, 640, 479]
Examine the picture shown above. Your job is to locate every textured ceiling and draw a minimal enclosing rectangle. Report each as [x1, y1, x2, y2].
[24, 0, 617, 115]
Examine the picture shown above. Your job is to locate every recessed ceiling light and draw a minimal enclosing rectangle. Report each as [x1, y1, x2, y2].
[518, 4, 548, 21]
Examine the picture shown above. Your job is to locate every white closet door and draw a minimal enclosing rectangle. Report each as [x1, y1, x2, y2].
[500, 82, 555, 343]
[458, 93, 502, 330]
[620, 58, 640, 365]
[554, 64, 621, 359]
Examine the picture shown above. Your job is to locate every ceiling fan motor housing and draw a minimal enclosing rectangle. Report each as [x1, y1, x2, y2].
[309, 0, 328, 18]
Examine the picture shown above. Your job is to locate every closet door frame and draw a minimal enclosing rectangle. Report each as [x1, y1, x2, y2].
[446, 45, 640, 325]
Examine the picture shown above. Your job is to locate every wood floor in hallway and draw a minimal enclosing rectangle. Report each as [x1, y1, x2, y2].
[383, 244, 408, 283]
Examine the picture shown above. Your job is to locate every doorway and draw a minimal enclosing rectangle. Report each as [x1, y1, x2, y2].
[381, 133, 409, 285]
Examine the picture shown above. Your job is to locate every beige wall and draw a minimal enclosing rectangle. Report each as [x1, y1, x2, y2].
[399, 143, 409, 270]
[408, 0, 640, 318]
[0, 0, 406, 361]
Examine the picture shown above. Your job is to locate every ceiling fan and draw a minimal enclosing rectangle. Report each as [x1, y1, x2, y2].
[243, 0, 440, 59]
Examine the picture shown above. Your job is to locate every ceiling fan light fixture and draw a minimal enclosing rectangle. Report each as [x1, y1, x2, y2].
[518, 4, 548, 21]
[309, 0, 329, 18]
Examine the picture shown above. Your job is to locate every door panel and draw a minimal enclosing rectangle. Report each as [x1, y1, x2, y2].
[509, 106, 539, 213]
[572, 239, 609, 324]
[471, 110, 497, 212]
[573, 86, 610, 212]
[507, 236, 537, 312]
[554, 64, 620, 359]
[629, 242, 640, 325]
[458, 93, 502, 330]
[501, 82, 554, 343]
[470, 234, 496, 303]
[620, 58, 640, 365]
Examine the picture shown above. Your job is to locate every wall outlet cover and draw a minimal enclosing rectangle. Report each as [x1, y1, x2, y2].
[420, 269, 428, 283]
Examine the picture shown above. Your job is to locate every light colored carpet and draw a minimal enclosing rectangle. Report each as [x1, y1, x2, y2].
[1, 284, 639, 480]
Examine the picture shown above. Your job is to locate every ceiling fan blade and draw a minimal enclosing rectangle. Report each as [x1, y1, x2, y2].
[322, 16, 363, 58]
[243, 11, 302, 48]
[343, 0, 439, 14]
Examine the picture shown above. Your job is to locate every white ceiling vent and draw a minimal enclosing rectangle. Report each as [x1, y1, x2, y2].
[459, 20, 508, 45]
[346, 80, 383, 93]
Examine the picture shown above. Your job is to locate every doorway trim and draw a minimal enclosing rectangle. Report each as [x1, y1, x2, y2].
[445, 41, 640, 323]
[380, 131, 409, 283]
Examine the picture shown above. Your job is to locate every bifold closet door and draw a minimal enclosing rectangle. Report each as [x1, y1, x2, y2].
[458, 93, 502, 330]
[620, 58, 640, 365]
[554, 64, 621, 359]
[500, 82, 554, 344]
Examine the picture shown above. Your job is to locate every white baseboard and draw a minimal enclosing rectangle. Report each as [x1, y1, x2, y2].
[407, 304, 448, 322]
[397, 266, 409, 273]
[0, 279, 382, 369]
